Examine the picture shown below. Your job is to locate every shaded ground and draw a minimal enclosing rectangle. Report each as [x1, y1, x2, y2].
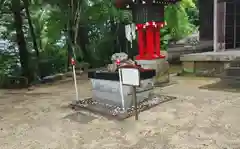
[199, 80, 240, 93]
[1, 76, 240, 149]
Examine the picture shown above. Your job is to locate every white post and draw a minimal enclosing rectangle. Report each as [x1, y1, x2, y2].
[213, 0, 218, 52]
[71, 58, 79, 101]
[118, 69, 125, 111]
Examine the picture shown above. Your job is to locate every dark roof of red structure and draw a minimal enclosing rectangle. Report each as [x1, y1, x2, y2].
[218, 0, 238, 2]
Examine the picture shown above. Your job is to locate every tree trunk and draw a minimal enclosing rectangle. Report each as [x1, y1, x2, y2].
[11, 0, 34, 83]
[66, 0, 76, 70]
[23, 0, 39, 57]
[66, 20, 74, 70]
[77, 25, 89, 62]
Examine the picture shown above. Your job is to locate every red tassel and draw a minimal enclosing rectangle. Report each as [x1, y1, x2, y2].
[136, 22, 165, 60]
[71, 58, 76, 65]
[155, 28, 160, 57]
[145, 24, 154, 59]
[136, 24, 145, 60]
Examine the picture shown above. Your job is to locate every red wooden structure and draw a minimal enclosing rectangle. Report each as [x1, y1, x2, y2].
[113, 0, 180, 60]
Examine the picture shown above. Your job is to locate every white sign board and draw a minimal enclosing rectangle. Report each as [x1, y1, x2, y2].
[120, 68, 140, 86]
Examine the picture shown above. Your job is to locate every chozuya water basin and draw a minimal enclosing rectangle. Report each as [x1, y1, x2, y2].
[88, 69, 155, 110]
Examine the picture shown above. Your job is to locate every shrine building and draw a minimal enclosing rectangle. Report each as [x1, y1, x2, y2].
[180, 0, 240, 77]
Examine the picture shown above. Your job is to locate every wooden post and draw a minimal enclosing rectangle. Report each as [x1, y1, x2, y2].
[132, 86, 138, 120]
[214, 0, 218, 52]
[71, 58, 79, 101]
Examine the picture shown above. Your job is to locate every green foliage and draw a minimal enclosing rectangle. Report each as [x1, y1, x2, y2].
[161, 0, 198, 50]
[37, 42, 67, 77]
[165, 0, 196, 40]
[160, 26, 172, 51]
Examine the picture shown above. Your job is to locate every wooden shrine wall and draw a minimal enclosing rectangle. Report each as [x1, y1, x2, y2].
[199, 0, 213, 41]
[224, 0, 240, 49]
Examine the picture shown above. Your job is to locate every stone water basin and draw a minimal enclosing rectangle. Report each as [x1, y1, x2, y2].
[88, 69, 155, 110]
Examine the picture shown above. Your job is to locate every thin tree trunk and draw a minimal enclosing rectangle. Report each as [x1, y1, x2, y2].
[67, 0, 80, 69]
[11, 0, 34, 83]
[23, 0, 39, 57]
[23, 0, 40, 80]
[77, 25, 89, 62]
[67, 22, 74, 70]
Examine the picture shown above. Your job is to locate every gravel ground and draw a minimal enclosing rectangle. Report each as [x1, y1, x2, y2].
[0, 76, 240, 149]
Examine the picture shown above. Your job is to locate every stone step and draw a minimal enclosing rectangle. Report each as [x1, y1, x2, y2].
[219, 59, 240, 82]
[230, 61, 240, 67]
[219, 71, 240, 83]
[225, 67, 240, 77]
[220, 75, 240, 84]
